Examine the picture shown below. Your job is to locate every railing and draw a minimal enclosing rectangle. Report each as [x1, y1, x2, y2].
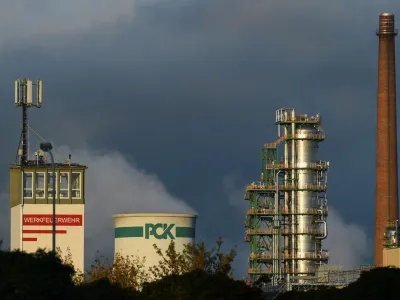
[264, 133, 326, 149]
[248, 267, 315, 275]
[282, 252, 329, 260]
[265, 161, 329, 170]
[245, 228, 325, 236]
[246, 183, 327, 192]
[247, 207, 328, 216]
[276, 115, 321, 123]
[249, 252, 329, 261]
[386, 220, 399, 228]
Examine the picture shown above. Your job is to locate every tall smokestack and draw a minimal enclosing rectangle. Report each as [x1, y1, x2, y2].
[375, 13, 399, 266]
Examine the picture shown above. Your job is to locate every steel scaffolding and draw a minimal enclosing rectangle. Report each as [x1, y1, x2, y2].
[245, 108, 330, 286]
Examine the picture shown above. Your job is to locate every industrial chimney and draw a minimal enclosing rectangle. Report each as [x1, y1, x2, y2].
[375, 13, 399, 266]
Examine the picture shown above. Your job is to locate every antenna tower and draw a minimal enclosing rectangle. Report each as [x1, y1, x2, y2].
[14, 78, 43, 165]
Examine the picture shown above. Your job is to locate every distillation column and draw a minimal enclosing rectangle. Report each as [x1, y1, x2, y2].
[244, 108, 329, 285]
[375, 13, 399, 267]
[284, 121, 328, 278]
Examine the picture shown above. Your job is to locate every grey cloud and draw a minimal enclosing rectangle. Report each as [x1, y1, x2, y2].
[0, 0, 399, 275]
[0, 0, 137, 43]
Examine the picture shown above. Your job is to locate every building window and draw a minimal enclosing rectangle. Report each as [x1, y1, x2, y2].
[71, 172, 81, 198]
[35, 172, 45, 198]
[23, 172, 33, 198]
[60, 172, 69, 198]
[47, 171, 57, 198]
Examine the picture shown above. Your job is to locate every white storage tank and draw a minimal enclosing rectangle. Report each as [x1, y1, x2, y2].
[113, 213, 197, 272]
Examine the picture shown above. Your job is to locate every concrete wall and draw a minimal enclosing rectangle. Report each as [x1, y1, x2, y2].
[11, 204, 85, 272]
[383, 248, 400, 268]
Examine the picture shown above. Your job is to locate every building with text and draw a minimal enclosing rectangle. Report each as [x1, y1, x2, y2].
[9, 156, 87, 272]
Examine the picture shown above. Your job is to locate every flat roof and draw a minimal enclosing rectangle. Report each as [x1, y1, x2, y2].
[9, 160, 87, 169]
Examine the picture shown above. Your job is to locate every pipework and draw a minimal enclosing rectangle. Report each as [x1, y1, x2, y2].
[244, 108, 329, 285]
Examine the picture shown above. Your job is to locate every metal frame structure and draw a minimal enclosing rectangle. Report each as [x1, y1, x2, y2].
[260, 266, 374, 299]
[14, 78, 43, 165]
[245, 108, 330, 286]
[384, 219, 400, 248]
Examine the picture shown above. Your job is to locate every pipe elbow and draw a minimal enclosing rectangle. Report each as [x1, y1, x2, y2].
[315, 220, 327, 240]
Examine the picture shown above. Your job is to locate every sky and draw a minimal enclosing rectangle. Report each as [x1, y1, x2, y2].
[0, 0, 399, 277]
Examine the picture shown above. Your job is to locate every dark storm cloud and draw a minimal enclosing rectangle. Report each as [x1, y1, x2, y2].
[0, 0, 399, 274]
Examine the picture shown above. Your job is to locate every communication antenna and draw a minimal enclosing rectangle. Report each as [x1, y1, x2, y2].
[14, 78, 43, 165]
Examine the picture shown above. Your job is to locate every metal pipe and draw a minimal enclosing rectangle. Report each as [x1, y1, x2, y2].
[40, 142, 56, 253]
[315, 220, 327, 240]
[275, 170, 282, 282]
[291, 110, 296, 275]
[48, 150, 56, 253]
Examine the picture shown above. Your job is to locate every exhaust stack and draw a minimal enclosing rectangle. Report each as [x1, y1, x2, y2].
[375, 13, 399, 266]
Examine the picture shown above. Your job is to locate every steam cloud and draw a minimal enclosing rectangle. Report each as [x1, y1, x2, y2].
[54, 146, 196, 267]
[324, 207, 369, 268]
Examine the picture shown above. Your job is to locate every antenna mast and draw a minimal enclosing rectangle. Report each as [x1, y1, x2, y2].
[14, 78, 43, 165]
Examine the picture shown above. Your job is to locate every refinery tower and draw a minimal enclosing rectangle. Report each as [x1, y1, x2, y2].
[9, 79, 87, 272]
[244, 108, 329, 285]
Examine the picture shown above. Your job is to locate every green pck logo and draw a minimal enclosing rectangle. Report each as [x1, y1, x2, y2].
[145, 223, 175, 240]
[115, 224, 195, 239]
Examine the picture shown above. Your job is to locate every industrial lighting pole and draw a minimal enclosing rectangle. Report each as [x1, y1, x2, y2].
[40, 142, 56, 253]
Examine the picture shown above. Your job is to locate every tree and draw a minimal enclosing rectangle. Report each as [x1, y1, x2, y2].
[57, 246, 85, 285]
[149, 237, 237, 280]
[85, 251, 150, 290]
[75, 278, 141, 300]
[184, 237, 238, 276]
[0, 249, 76, 299]
[141, 269, 264, 300]
[149, 240, 191, 280]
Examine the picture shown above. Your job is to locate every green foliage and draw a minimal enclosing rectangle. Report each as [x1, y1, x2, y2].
[75, 278, 140, 300]
[0, 249, 76, 300]
[184, 237, 238, 276]
[85, 251, 150, 290]
[149, 237, 238, 280]
[141, 269, 264, 300]
[56, 246, 85, 285]
[6, 243, 400, 299]
[149, 240, 190, 280]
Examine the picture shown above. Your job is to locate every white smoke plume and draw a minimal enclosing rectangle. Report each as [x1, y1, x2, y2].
[324, 207, 369, 268]
[53, 146, 196, 267]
